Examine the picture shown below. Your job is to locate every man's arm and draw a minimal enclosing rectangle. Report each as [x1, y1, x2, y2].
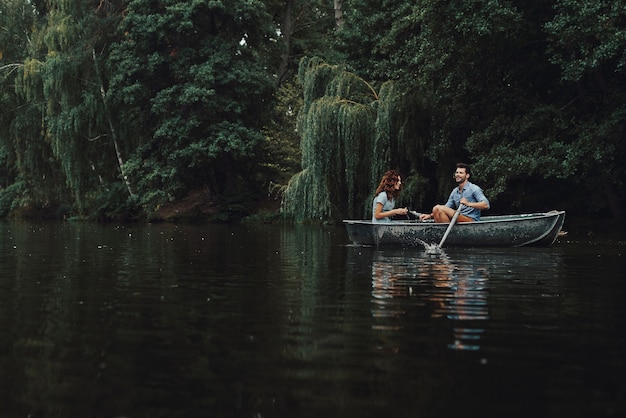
[465, 199, 489, 210]
[460, 185, 490, 210]
[472, 185, 490, 210]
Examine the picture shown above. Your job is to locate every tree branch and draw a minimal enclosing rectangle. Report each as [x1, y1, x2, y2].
[0, 63, 23, 78]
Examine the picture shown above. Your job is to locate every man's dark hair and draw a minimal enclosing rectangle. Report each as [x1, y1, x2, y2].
[456, 162, 471, 176]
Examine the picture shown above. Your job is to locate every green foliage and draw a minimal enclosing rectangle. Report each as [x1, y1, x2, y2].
[331, 0, 625, 217]
[467, 107, 567, 198]
[259, 80, 303, 200]
[108, 0, 278, 211]
[0, 180, 25, 217]
[282, 58, 377, 221]
[546, 0, 626, 81]
[283, 57, 433, 221]
[268, 0, 337, 85]
[3, 0, 332, 220]
[0, 0, 34, 198]
[91, 182, 143, 222]
[336, 0, 530, 200]
[542, 0, 626, 215]
[1, 0, 625, 221]
[9, 0, 128, 214]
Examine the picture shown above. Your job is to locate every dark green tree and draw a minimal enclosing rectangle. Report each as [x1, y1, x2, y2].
[337, 1, 560, 201]
[272, 0, 337, 87]
[541, 0, 626, 217]
[2, 0, 339, 220]
[308, 0, 625, 219]
[108, 0, 279, 219]
[257, 0, 337, 210]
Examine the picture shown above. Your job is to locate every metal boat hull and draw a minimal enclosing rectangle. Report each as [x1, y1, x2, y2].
[343, 210, 566, 247]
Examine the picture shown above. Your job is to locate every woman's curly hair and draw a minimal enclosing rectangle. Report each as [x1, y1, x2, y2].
[375, 170, 402, 199]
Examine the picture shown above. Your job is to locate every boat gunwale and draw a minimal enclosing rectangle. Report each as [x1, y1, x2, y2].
[343, 210, 564, 226]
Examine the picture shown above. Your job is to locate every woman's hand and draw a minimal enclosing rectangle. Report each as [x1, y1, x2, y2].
[395, 207, 408, 216]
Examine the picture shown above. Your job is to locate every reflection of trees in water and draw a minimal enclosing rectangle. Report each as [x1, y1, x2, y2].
[371, 258, 410, 331]
[371, 250, 489, 351]
[278, 224, 335, 320]
[3, 223, 342, 416]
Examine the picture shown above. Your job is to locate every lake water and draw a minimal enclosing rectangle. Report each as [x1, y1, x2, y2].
[0, 221, 624, 417]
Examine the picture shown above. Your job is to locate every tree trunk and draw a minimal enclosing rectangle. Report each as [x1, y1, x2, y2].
[92, 47, 135, 197]
[334, 0, 344, 30]
[276, 0, 295, 87]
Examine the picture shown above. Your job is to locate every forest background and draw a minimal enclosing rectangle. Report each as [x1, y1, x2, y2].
[0, 0, 624, 226]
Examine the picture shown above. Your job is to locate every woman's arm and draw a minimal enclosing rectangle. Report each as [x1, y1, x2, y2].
[374, 202, 408, 220]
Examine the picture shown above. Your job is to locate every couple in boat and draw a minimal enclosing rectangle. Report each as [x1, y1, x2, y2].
[372, 163, 490, 224]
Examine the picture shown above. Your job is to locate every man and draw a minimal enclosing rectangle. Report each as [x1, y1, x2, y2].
[420, 163, 490, 223]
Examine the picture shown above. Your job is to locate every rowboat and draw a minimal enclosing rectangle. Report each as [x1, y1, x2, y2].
[343, 210, 566, 247]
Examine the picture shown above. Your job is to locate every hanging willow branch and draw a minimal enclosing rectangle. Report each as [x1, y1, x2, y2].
[337, 98, 377, 109]
[361, 78, 379, 101]
[283, 58, 433, 222]
[282, 57, 378, 221]
[86, 133, 108, 141]
[0, 63, 24, 79]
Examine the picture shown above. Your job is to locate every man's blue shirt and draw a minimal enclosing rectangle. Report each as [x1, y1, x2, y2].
[445, 181, 490, 221]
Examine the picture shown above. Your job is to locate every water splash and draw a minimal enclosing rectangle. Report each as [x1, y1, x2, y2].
[410, 237, 444, 256]
[423, 242, 443, 256]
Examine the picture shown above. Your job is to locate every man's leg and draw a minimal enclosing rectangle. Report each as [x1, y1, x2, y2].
[457, 214, 474, 223]
[433, 205, 475, 223]
[432, 205, 455, 223]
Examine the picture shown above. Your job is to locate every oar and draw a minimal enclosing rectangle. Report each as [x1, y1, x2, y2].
[438, 204, 464, 247]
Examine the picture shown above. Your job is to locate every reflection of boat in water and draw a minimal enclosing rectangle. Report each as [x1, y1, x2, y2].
[344, 210, 566, 247]
[369, 249, 490, 350]
[361, 247, 564, 351]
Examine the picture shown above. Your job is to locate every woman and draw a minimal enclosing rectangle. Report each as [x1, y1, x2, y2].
[372, 170, 408, 223]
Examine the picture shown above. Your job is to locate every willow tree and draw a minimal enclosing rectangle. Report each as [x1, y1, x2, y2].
[0, 0, 30, 181]
[282, 57, 430, 222]
[281, 58, 375, 221]
[1, 0, 74, 215]
[0, 0, 33, 213]
[332, 0, 487, 204]
[14, 0, 129, 214]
